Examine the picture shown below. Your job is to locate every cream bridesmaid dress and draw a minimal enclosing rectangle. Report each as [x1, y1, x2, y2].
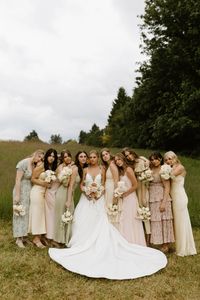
[29, 172, 46, 235]
[171, 175, 197, 256]
[45, 180, 60, 240]
[105, 166, 122, 225]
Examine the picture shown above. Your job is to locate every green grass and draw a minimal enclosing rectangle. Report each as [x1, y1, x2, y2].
[0, 141, 200, 299]
[0, 220, 200, 300]
[0, 141, 200, 227]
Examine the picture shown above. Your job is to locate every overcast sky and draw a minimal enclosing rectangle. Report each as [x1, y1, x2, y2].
[0, 0, 145, 143]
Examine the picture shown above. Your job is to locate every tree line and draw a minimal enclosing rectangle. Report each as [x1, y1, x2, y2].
[24, 130, 75, 145]
[79, 0, 200, 156]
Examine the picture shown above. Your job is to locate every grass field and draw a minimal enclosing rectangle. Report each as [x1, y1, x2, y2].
[0, 140, 200, 226]
[0, 220, 199, 300]
[0, 141, 200, 299]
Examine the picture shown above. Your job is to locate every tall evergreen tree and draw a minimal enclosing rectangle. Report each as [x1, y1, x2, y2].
[79, 130, 88, 144]
[129, 0, 200, 153]
[86, 124, 103, 147]
[106, 87, 131, 147]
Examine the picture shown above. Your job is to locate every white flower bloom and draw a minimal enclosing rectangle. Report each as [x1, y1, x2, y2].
[137, 206, 151, 221]
[61, 210, 73, 224]
[107, 203, 119, 216]
[159, 164, 173, 180]
[58, 167, 73, 183]
[13, 203, 25, 216]
[44, 170, 57, 182]
[138, 168, 153, 183]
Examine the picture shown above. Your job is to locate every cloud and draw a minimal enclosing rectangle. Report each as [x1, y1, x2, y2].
[0, 0, 145, 142]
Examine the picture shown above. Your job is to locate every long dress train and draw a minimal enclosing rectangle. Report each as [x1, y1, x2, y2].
[49, 173, 167, 280]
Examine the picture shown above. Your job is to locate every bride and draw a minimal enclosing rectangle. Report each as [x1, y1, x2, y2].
[49, 150, 167, 280]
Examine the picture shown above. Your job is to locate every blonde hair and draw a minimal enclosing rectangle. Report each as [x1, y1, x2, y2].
[28, 149, 44, 158]
[89, 150, 99, 158]
[164, 151, 180, 165]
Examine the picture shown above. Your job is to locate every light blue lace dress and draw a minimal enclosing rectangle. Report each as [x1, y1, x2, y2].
[13, 159, 32, 238]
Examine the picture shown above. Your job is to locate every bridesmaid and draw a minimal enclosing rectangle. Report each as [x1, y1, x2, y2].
[114, 153, 146, 246]
[44, 149, 59, 245]
[29, 159, 50, 248]
[66, 150, 89, 209]
[13, 150, 44, 248]
[122, 148, 151, 243]
[53, 150, 73, 246]
[100, 148, 120, 225]
[122, 148, 150, 207]
[74, 151, 89, 183]
[149, 152, 175, 253]
[64, 151, 89, 245]
[164, 151, 197, 256]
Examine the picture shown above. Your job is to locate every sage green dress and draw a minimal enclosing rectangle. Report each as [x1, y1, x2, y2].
[54, 175, 80, 244]
[13, 159, 32, 238]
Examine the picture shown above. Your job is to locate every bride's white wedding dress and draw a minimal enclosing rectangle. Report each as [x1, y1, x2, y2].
[49, 173, 167, 280]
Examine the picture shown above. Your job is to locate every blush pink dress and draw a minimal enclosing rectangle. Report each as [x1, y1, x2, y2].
[119, 174, 146, 246]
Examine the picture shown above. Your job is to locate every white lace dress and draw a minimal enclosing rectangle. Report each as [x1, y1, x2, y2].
[49, 173, 167, 280]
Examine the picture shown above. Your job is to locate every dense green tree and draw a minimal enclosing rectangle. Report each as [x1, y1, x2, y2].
[105, 87, 131, 147]
[86, 124, 103, 147]
[78, 130, 88, 144]
[24, 130, 40, 142]
[49, 134, 62, 144]
[78, 124, 103, 147]
[127, 0, 200, 153]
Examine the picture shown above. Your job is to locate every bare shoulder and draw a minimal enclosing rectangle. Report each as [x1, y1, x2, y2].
[56, 164, 63, 172]
[126, 166, 134, 175]
[174, 163, 185, 172]
[110, 161, 117, 170]
[34, 163, 44, 172]
[72, 165, 78, 173]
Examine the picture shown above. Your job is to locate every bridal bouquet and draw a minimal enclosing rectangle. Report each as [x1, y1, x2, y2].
[114, 181, 127, 199]
[137, 168, 153, 184]
[44, 170, 57, 183]
[13, 203, 25, 217]
[58, 166, 72, 187]
[61, 209, 73, 224]
[159, 164, 174, 180]
[84, 183, 104, 202]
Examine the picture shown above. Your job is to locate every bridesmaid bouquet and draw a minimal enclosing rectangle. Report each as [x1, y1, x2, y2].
[137, 206, 151, 234]
[159, 164, 174, 180]
[84, 183, 104, 202]
[44, 170, 57, 183]
[58, 167, 72, 187]
[13, 203, 25, 217]
[137, 168, 153, 183]
[106, 203, 119, 216]
[137, 206, 151, 221]
[114, 181, 127, 199]
[135, 158, 149, 174]
[61, 209, 73, 224]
